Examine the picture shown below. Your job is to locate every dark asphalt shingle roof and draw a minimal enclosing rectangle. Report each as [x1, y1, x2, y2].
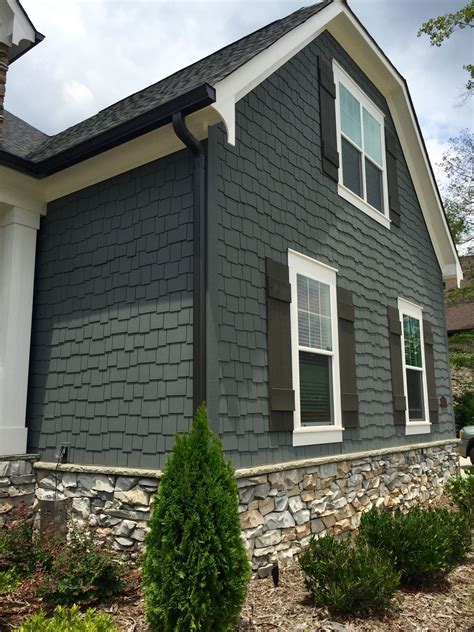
[3, 111, 50, 158]
[3, 1, 331, 163]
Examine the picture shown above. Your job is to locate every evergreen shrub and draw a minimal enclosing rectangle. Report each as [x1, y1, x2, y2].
[142, 404, 249, 631]
[299, 534, 400, 615]
[445, 470, 474, 521]
[359, 506, 471, 586]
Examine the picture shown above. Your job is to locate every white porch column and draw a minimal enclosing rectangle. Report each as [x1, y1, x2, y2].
[0, 205, 40, 455]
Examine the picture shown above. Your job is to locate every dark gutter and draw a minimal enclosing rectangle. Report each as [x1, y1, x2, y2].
[172, 112, 207, 412]
[0, 83, 216, 177]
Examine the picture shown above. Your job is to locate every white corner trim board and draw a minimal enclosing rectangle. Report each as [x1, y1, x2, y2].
[0, 205, 41, 456]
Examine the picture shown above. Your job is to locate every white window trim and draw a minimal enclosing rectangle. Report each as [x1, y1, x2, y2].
[398, 297, 431, 435]
[288, 249, 343, 446]
[333, 60, 391, 230]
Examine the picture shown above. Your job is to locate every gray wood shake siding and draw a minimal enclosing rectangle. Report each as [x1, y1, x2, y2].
[26, 30, 453, 470]
[207, 31, 453, 467]
[27, 151, 195, 467]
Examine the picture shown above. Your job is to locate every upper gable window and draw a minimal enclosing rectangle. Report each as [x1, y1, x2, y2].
[333, 62, 390, 229]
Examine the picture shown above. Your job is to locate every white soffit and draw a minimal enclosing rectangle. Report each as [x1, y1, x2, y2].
[211, 0, 461, 285]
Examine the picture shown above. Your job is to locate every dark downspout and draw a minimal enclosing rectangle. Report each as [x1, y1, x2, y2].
[172, 112, 206, 412]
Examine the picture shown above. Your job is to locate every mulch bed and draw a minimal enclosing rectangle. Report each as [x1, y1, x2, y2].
[1, 492, 472, 632]
[3, 558, 472, 632]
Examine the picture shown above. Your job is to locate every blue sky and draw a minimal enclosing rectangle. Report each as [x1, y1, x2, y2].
[6, 0, 472, 178]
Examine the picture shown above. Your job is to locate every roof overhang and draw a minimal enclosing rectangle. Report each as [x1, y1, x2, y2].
[0, 0, 44, 62]
[210, 0, 462, 285]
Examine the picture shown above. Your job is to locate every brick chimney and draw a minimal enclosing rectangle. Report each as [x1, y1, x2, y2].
[0, 42, 8, 144]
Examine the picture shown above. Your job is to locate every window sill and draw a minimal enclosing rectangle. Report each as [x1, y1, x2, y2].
[338, 184, 391, 229]
[293, 426, 344, 447]
[405, 422, 431, 436]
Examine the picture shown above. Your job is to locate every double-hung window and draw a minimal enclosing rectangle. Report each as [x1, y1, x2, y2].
[288, 250, 342, 447]
[333, 62, 390, 229]
[398, 298, 431, 434]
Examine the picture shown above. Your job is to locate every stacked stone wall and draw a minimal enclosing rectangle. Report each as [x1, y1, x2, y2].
[0, 455, 37, 527]
[0, 441, 459, 572]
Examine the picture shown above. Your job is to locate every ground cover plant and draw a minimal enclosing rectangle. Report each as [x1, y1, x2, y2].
[298, 534, 400, 615]
[359, 506, 471, 586]
[142, 403, 250, 631]
[15, 605, 118, 632]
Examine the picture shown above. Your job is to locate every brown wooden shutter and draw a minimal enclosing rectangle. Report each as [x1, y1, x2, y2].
[423, 319, 439, 423]
[387, 306, 406, 424]
[337, 288, 359, 428]
[266, 257, 295, 432]
[318, 56, 339, 183]
[385, 128, 401, 227]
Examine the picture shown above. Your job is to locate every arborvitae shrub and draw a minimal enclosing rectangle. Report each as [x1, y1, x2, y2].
[359, 506, 471, 586]
[299, 535, 400, 615]
[142, 404, 250, 631]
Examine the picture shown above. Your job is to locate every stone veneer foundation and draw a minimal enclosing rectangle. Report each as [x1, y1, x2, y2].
[0, 440, 459, 575]
[0, 454, 37, 527]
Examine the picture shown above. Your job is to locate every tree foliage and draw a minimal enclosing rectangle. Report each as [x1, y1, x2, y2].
[418, 1, 474, 91]
[142, 404, 249, 631]
[439, 130, 473, 253]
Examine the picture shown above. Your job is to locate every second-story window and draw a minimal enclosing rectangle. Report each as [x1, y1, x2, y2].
[333, 62, 390, 228]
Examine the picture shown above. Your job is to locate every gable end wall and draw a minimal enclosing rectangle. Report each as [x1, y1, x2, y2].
[210, 30, 454, 468]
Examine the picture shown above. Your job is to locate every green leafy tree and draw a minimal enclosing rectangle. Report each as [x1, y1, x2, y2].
[142, 404, 249, 631]
[439, 130, 473, 254]
[418, 2, 474, 91]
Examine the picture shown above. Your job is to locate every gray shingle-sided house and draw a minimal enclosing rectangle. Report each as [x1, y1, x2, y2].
[0, 0, 462, 566]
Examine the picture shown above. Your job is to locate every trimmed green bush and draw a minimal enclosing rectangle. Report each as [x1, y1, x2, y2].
[445, 470, 474, 522]
[142, 404, 250, 631]
[359, 506, 471, 586]
[36, 528, 125, 606]
[299, 535, 400, 615]
[15, 605, 118, 631]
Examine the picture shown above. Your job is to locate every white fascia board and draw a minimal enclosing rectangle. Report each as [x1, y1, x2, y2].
[211, 0, 344, 145]
[210, 0, 461, 286]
